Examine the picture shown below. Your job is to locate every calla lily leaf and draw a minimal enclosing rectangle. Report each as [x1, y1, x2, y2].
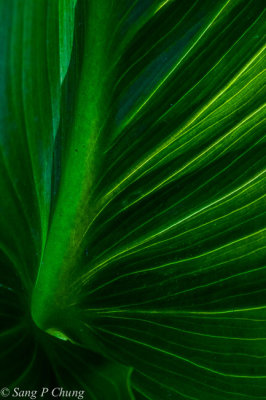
[0, 0, 265, 399]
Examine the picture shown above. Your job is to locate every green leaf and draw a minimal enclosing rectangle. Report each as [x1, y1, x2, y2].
[0, 0, 265, 398]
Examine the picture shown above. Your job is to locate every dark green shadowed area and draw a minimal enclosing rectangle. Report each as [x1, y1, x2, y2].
[0, 0, 265, 399]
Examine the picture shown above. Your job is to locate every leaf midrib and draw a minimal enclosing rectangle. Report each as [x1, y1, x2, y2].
[31, 0, 113, 334]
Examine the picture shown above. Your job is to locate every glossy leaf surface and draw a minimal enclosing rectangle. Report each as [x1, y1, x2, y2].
[0, 0, 265, 399]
